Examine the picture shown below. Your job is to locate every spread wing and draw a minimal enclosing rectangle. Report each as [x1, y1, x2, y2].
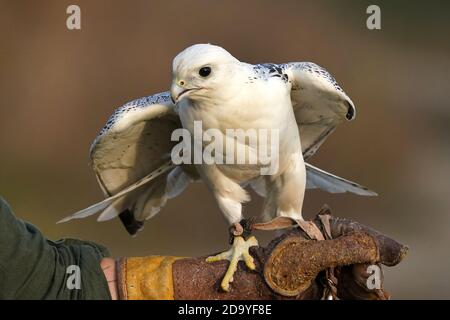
[282, 62, 356, 159]
[285, 63, 375, 195]
[58, 92, 197, 234]
[251, 63, 374, 196]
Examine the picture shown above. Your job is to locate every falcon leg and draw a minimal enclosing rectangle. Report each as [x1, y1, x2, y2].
[205, 220, 259, 292]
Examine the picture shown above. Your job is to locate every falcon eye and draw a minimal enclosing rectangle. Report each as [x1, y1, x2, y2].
[199, 66, 211, 77]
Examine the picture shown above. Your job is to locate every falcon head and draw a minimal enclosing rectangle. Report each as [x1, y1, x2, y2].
[170, 44, 240, 104]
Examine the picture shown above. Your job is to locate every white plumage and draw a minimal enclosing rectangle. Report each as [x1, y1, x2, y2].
[59, 44, 376, 235]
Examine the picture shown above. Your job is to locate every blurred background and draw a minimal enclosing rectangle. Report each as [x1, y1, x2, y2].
[1, 0, 449, 299]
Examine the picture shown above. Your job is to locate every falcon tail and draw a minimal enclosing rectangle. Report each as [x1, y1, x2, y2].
[118, 210, 144, 236]
[305, 163, 377, 196]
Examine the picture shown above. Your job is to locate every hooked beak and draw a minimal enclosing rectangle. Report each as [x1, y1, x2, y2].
[170, 83, 197, 104]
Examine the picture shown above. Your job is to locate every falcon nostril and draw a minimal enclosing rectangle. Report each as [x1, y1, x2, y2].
[178, 80, 185, 86]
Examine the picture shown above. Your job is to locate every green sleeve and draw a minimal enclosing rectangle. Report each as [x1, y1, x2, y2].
[0, 197, 112, 300]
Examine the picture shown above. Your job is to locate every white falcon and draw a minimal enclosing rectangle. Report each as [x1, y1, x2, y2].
[59, 44, 376, 291]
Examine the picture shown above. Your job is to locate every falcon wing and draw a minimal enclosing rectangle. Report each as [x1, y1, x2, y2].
[250, 63, 375, 196]
[58, 92, 196, 234]
[282, 62, 356, 160]
[283, 62, 375, 195]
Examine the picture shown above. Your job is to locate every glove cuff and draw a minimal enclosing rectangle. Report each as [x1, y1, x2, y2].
[117, 256, 183, 300]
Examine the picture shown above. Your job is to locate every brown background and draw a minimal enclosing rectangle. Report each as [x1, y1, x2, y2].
[1, 0, 449, 299]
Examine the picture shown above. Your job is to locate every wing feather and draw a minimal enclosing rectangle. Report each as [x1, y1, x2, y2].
[305, 163, 377, 196]
[283, 62, 356, 159]
[58, 92, 193, 230]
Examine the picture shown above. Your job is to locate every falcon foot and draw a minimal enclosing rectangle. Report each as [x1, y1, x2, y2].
[206, 235, 259, 292]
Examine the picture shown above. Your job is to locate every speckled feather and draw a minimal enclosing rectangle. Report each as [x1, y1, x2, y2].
[97, 91, 171, 137]
[250, 63, 289, 83]
[89, 91, 172, 158]
[250, 62, 344, 94]
[283, 62, 344, 93]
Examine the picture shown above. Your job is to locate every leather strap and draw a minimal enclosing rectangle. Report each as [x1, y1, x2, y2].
[295, 219, 325, 241]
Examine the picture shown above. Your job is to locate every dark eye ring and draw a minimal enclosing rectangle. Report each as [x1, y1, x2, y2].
[199, 66, 211, 77]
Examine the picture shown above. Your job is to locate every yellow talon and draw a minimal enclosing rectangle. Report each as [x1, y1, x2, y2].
[206, 235, 259, 292]
[205, 252, 228, 263]
[242, 252, 256, 270]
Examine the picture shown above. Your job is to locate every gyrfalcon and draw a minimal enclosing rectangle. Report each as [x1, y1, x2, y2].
[59, 44, 376, 292]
